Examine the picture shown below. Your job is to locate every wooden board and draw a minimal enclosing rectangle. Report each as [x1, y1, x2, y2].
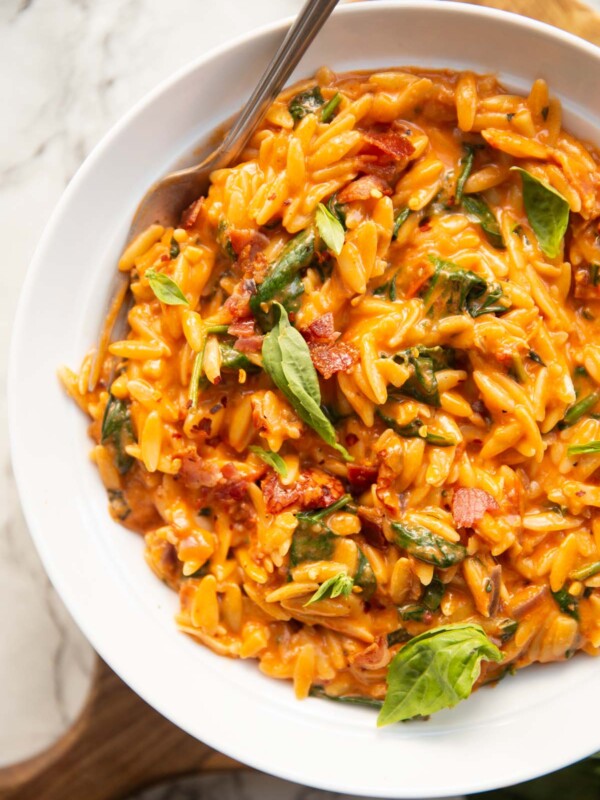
[1, 1, 599, 798]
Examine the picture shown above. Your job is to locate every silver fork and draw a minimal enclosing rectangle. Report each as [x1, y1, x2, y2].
[89, 0, 340, 391]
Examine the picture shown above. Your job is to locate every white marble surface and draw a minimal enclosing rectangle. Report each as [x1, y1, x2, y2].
[2, 0, 600, 797]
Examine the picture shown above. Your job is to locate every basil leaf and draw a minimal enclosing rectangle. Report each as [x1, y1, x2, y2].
[316, 202, 345, 256]
[392, 207, 411, 240]
[145, 269, 188, 306]
[304, 571, 354, 606]
[248, 445, 288, 477]
[512, 167, 570, 258]
[321, 92, 341, 123]
[455, 144, 475, 204]
[422, 576, 445, 611]
[462, 194, 505, 249]
[262, 303, 352, 460]
[568, 440, 600, 456]
[101, 395, 135, 474]
[355, 548, 377, 601]
[289, 86, 325, 123]
[390, 521, 466, 568]
[560, 391, 600, 429]
[326, 192, 347, 229]
[377, 623, 502, 726]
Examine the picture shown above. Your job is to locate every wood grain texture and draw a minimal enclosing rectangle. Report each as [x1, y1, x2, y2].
[1, 1, 599, 798]
[0, 660, 239, 800]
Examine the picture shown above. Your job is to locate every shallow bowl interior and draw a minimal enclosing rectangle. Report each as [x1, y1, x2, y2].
[9, 2, 600, 796]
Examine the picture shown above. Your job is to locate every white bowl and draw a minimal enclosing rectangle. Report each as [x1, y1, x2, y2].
[9, 2, 600, 796]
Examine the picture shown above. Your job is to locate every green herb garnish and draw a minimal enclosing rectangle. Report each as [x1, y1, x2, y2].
[289, 86, 325, 123]
[568, 441, 600, 456]
[321, 92, 341, 123]
[145, 269, 188, 306]
[377, 623, 502, 725]
[552, 586, 579, 619]
[315, 202, 345, 256]
[390, 521, 466, 568]
[101, 395, 135, 474]
[392, 207, 411, 240]
[304, 571, 354, 606]
[463, 194, 505, 249]
[261, 303, 351, 459]
[512, 167, 570, 258]
[248, 446, 288, 477]
[455, 145, 475, 204]
[560, 391, 600, 429]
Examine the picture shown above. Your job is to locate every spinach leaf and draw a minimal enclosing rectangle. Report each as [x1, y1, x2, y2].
[377, 623, 502, 726]
[455, 144, 475, 204]
[392, 207, 411, 240]
[499, 618, 519, 642]
[216, 219, 236, 260]
[321, 92, 341, 123]
[422, 576, 445, 611]
[304, 571, 354, 606]
[355, 548, 377, 602]
[422, 256, 510, 319]
[568, 441, 600, 456]
[250, 228, 315, 325]
[101, 395, 135, 474]
[248, 445, 287, 477]
[289, 520, 334, 567]
[289, 86, 325, 123]
[400, 604, 431, 622]
[297, 494, 353, 524]
[560, 391, 600, 429]
[261, 303, 352, 459]
[463, 194, 505, 249]
[169, 238, 180, 259]
[390, 521, 466, 568]
[390, 345, 455, 407]
[570, 561, 600, 581]
[310, 686, 383, 709]
[316, 202, 345, 256]
[387, 628, 413, 646]
[512, 167, 570, 258]
[552, 586, 579, 619]
[528, 350, 545, 366]
[373, 271, 399, 301]
[145, 269, 188, 306]
[377, 409, 456, 446]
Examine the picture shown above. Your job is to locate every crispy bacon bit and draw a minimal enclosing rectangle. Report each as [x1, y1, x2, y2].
[233, 335, 263, 353]
[302, 313, 339, 345]
[180, 197, 204, 229]
[452, 487, 499, 528]
[262, 468, 345, 515]
[225, 286, 253, 321]
[362, 131, 415, 163]
[228, 318, 255, 338]
[347, 464, 378, 494]
[337, 175, 392, 204]
[228, 228, 269, 257]
[309, 342, 359, 380]
[574, 265, 600, 300]
[238, 245, 268, 283]
[357, 505, 388, 550]
[350, 636, 391, 670]
[179, 451, 221, 489]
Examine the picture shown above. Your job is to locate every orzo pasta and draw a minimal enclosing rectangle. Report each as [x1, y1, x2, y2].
[62, 67, 600, 723]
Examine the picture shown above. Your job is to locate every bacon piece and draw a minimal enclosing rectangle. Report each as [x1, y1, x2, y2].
[347, 464, 378, 494]
[362, 131, 415, 163]
[337, 175, 392, 204]
[238, 245, 268, 283]
[309, 342, 359, 380]
[357, 506, 388, 550]
[179, 451, 221, 489]
[262, 468, 345, 515]
[228, 318, 255, 338]
[228, 228, 269, 257]
[224, 279, 256, 321]
[180, 197, 204, 229]
[452, 487, 499, 528]
[350, 636, 391, 670]
[233, 335, 263, 353]
[302, 313, 339, 345]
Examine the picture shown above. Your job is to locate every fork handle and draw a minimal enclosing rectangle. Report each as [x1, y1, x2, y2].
[208, 0, 340, 170]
